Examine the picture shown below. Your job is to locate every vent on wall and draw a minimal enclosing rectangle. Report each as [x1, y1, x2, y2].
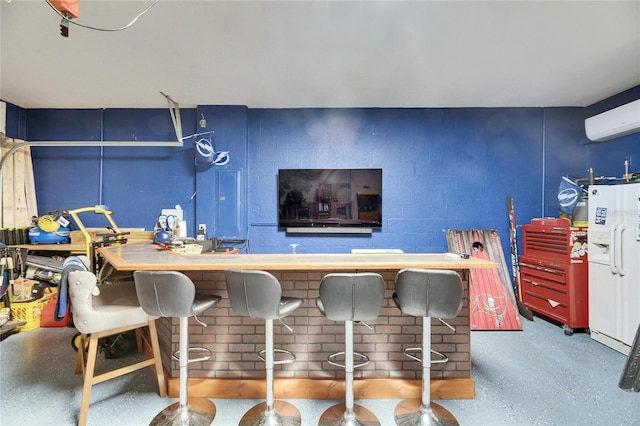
[585, 99, 640, 142]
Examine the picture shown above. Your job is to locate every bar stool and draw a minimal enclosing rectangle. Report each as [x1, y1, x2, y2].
[392, 268, 463, 426]
[67, 261, 167, 426]
[316, 272, 385, 426]
[225, 269, 303, 426]
[133, 270, 221, 426]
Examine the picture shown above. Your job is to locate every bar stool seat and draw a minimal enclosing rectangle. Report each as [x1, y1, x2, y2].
[134, 270, 221, 426]
[225, 269, 303, 426]
[316, 272, 385, 426]
[392, 268, 463, 426]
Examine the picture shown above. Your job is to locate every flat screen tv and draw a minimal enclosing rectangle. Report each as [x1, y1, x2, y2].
[278, 168, 382, 232]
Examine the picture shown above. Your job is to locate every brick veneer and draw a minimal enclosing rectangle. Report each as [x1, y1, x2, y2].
[154, 269, 470, 383]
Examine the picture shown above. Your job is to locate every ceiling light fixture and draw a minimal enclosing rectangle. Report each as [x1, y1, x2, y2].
[45, 0, 159, 38]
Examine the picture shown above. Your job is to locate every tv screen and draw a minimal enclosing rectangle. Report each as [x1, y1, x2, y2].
[278, 168, 382, 230]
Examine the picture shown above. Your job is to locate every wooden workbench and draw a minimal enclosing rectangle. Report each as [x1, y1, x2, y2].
[13, 229, 154, 256]
[99, 242, 498, 401]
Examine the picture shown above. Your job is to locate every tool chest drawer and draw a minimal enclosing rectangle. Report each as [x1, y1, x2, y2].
[522, 217, 587, 260]
[520, 218, 588, 335]
[520, 269, 568, 304]
[522, 289, 569, 324]
[519, 261, 566, 288]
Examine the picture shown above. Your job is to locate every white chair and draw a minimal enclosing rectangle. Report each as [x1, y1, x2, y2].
[68, 265, 166, 426]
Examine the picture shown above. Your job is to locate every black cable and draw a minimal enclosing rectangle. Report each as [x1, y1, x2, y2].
[44, 0, 159, 32]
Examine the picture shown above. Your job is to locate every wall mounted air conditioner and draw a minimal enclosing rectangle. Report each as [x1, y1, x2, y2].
[585, 99, 640, 142]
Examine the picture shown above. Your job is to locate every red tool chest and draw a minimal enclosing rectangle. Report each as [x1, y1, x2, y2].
[520, 217, 589, 335]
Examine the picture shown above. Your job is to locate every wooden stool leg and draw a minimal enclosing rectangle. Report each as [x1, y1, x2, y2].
[74, 323, 169, 424]
[74, 350, 83, 375]
[75, 334, 88, 375]
[134, 328, 144, 353]
[78, 334, 99, 426]
[148, 320, 167, 397]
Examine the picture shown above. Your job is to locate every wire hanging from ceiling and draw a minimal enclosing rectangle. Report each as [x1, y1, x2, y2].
[44, 0, 158, 33]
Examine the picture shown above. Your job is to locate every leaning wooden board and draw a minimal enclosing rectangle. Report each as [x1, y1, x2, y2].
[446, 229, 522, 331]
[1, 137, 37, 228]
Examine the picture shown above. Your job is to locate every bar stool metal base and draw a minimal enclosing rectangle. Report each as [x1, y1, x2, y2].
[239, 400, 301, 426]
[150, 397, 216, 426]
[394, 399, 459, 426]
[318, 403, 381, 426]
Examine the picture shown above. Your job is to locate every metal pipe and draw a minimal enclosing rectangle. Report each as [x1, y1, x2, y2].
[0, 93, 185, 226]
[0, 138, 183, 172]
[541, 109, 546, 215]
[0, 92, 184, 175]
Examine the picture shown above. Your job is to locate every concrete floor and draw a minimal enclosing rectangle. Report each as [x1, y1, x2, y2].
[1, 316, 639, 425]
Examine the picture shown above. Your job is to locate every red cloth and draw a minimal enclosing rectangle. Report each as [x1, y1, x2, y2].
[40, 293, 70, 327]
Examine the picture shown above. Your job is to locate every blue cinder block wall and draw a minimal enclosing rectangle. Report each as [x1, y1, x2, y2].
[2, 86, 640, 260]
[248, 107, 543, 254]
[24, 108, 197, 231]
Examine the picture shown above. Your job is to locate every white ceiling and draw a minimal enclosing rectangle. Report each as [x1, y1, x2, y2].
[1, 0, 640, 110]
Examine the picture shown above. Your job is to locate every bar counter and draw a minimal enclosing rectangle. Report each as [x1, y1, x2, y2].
[99, 242, 498, 401]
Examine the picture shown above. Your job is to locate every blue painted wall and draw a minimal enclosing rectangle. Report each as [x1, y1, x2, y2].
[24, 108, 197, 230]
[194, 105, 248, 240]
[247, 107, 543, 256]
[4, 86, 640, 260]
[4, 102, 26, 139]
[542, 107, 589, 217]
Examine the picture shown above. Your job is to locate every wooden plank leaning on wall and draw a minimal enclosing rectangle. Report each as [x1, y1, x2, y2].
[1, 101, 38, 228]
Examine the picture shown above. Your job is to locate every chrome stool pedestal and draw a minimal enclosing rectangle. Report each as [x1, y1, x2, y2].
[239, 400, 301, 426]
[318, 404, 380, 426]
[149, 317, 217, 426]
[394, 399, 459, 426]
[150, 397, 216, 426]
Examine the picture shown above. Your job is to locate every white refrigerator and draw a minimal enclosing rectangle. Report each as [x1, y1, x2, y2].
[588, 182, 640, 355]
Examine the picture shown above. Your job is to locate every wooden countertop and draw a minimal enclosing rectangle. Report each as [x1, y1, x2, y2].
[98, 242, 498, 271]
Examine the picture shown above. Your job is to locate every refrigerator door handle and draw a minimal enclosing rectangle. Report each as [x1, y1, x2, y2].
[616, 224, 626, 276]
[610, 224, 619, 275]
